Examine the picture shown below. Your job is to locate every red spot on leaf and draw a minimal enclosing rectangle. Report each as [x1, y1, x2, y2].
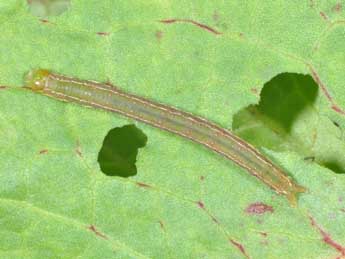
[88, 225, 108, 240]
[195, 200, 221, 225]
[159, 18, 222, 35]
[229, 239, 250, 259]
[39, 19, 55, 25]
[136, 182, 152, 188]
[340, 208, 345, 213]
[200, 175, 205, 181]
[97, 32, 110, 36]
[332, 105, 345, 115]
[197, 200, 205, 209]
[332, 3, 342, 13]
[245, 202, 274, 215]
[39, 149, 48, 154]
[0, 86, 6, 89]
[319, 12, 329, 20]
[310, 67, 332, 100]
[309, 66, 345, 116]
[309, 215, 345, 256]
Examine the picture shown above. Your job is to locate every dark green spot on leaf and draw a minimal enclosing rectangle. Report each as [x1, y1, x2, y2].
[97, 124, 147, 177]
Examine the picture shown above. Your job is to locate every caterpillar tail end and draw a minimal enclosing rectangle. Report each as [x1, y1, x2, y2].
[286, 184, 307, 207]
[24, 69, 50, 91]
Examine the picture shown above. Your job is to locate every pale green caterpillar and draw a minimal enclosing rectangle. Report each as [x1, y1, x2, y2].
[24, 69, 306, 206]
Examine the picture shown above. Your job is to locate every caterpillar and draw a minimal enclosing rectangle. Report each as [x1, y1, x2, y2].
[24, 69, 306, 206]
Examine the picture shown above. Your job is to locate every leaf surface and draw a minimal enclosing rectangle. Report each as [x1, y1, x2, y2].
[1, 1, 345, 258]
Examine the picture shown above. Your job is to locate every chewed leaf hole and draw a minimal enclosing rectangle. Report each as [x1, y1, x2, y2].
[97, 124, 147, 177]
[233, 72, 345, 174]
[27, 0, 71, 17]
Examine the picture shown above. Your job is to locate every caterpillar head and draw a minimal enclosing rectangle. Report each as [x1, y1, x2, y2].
[25, 69, 50, 91]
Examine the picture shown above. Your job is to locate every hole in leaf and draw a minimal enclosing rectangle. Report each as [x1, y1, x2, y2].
[98, 124, 147, 177]
[27, 0, 70, 17]
[233, 73, 345, 174]
[322, 161, 345, 175]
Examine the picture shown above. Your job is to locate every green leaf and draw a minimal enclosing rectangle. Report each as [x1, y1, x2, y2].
[1, 1, 345, 258]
